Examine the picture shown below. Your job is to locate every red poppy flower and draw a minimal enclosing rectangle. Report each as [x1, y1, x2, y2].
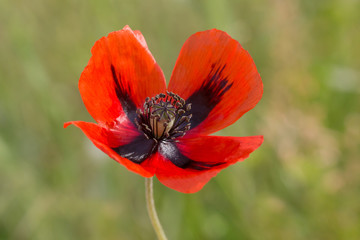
[64, 26, 263, 193]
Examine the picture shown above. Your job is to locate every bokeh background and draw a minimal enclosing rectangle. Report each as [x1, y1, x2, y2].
[1, 0, 360, 239]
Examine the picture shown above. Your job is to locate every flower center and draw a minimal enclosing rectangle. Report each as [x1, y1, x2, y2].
[135, 92, 192, 141]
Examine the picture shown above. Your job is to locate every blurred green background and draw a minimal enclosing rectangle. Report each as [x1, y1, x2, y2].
[1, 0, 359, 239]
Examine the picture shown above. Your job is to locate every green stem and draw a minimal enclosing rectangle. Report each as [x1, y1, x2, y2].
[145, 177, 168, 240]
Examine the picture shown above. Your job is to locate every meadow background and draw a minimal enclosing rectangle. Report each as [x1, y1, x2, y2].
[1, 0, 360, 239]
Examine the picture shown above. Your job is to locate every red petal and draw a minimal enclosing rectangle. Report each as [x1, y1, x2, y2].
[132, 29, 149, 50]
[155, 135, 263, 193]
[79, 25, 166, 125]
[168, 29, 263, 136]
[64, 121, 155, 177]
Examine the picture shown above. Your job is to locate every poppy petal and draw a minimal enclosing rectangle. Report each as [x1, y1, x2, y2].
[168, 29, 262, 136]
[79, 25, 166, 126]
[112, 135, 157, 164]
[64, 121, 156, 177]
[133, 29, 149, 50]
[155, 135, 263, 193]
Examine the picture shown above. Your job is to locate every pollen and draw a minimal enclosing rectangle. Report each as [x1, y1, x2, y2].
[135, 92, 192, 141]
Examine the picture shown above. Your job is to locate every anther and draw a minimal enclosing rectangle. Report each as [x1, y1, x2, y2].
[179, 116, 188, 122]
[186, 103, 192, 111]
[177, 109, 185, 115]
[176, 102, 183, 108]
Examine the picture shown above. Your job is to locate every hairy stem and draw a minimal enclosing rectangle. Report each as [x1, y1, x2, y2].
[145, 177, 167, 240]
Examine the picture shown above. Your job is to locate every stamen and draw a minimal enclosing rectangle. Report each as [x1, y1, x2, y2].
[135, 92, 192, 141]
[177, 109, 185, 115]
[186, 103, 192, 111]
